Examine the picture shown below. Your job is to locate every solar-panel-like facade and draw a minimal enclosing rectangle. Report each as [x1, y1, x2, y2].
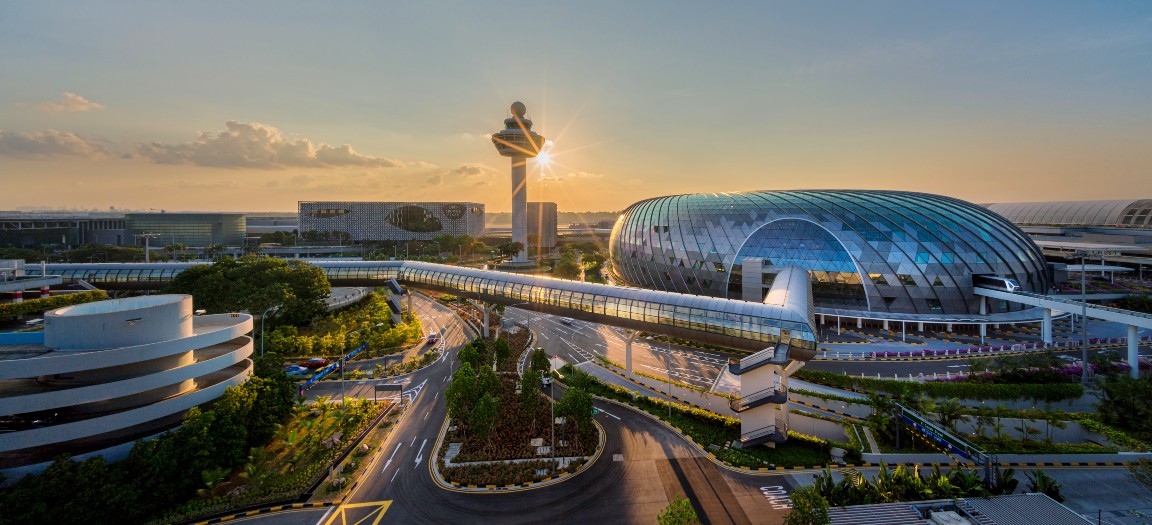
[609, 190, 1050, 315]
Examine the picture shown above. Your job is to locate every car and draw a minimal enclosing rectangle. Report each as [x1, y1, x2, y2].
[559, 317, 575, 326]
[426, 333, 440, 345]
[285, 366, 311, 378]
[301, 358, 330, 369]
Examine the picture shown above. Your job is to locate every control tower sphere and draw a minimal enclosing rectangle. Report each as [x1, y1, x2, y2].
[492, 102, 545, 159]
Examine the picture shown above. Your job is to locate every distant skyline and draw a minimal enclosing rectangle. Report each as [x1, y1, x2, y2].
[2, 2, 1151, 212]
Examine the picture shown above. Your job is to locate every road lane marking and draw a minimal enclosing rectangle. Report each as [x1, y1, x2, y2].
[760, 486, 792, 510]
[424, 411, 430, 421]
[390, 469, 400, 482]
[414, 438, 427, 468]
[411, 435, 417, 447]
[595, 407, 621, 420]
[382, 443, 401, 473]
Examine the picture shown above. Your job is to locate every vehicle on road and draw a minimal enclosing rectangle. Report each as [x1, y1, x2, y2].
[301, 358, 330, 369]
[426, 333, 440, 345]
[284, 365, 311, 377]
[559, 317, 575, 326]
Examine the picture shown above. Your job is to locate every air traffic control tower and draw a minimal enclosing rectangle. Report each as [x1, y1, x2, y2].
[492, 101, 546, 268]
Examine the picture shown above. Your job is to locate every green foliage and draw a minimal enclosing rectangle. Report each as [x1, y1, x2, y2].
[557, 387, 594, 431]
[457, 343, 481, 370]
[1097, 375, 1152, 439]
[783, 485, 830, 525]
[795, 369, 1084, 402]
[493, 338, 512, 369]
[530, 348, 550, 375]
[519, 372, 540, 417]
[657, 494, 700, 525]
[57, 244, 146, 263]
[470, 393, 500, 442]
[162, 255, 330, 326]
[1025, 470, 1064, 502]
[989, 466, 1019, 496]
[263, 292, 420, 357]
[0, 372, 301, 523]
[446, 362, 478, 424]
[551, 251, 581, 279]
[0, 289, 109, 320]
[812, 463, 989, 506]
[1117, 294, 1152, 313]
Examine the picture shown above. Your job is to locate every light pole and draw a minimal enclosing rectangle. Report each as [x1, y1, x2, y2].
[342, 323, 385, 404]
[549, 371, 555, 475]
[1073, 251, 1092, 384]
[666, 338, 672, 420]
[259, 305, 281, 357]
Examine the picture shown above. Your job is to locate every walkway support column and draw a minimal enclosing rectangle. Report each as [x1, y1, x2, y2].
[625, 330, 638, 377]
[979, 297, 987, 345]
[482, 302, 491, 338]
[1129, 324, 1140, 379]
[1042, 308, 1053, 344]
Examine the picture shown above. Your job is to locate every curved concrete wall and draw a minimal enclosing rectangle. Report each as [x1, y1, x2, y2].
[0, 338, 251, 416]
[0, 361, 251, 453]
[45, 295, 193, 351]
[0, 314, 252, 379]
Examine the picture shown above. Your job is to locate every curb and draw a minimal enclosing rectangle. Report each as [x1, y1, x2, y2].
[190, 501, 339, 525]
[429, 415, 606, 493]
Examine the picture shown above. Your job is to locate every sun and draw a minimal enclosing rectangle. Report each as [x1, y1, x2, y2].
[537, 151, 551, 165]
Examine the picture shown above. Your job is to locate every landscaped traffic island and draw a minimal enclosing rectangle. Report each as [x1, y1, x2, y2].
[435, 338, 603, 488]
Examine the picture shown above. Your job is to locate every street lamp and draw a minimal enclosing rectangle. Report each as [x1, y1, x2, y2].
[1073, 251, 1093, 384]
[341, 323, 385, 404]
[259, 305, 281, 357]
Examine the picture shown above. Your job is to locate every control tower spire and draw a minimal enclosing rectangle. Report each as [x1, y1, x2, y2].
[491, 101, 545, 264]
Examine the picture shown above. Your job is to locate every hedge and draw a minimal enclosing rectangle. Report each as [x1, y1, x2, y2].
[0, 290, 109, 320]
[795, 369, 1084, 402]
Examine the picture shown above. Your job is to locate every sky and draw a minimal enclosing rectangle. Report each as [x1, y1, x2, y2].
[1, 2, 1151, 213]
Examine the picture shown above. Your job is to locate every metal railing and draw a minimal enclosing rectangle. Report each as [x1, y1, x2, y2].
[730, 384, 787, 412]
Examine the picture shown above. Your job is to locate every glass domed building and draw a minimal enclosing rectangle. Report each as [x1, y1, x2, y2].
[610, 190, 1049, 317]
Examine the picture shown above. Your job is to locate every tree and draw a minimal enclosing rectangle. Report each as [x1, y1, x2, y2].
[457, 343, 482, 371]
[203, 243, 228, 261]
[530, 348, 551, 375]
[989, 466, 1019, 496]
[1097, 375, 1152, 436]
[476, 365, 502, 397]
[1025, 470, 1064, 502]
[934, 398, 964, 433]
[557, 387, 593, 431]
[657, 494, 700, 525]
[445, 362, 478, 423]
[162, 255, 330, 326]
[519, 372, 540, 421]
[471, 393, 500, 442]
[493, 338, 512, 369]
[552, 252, 581, 279]
[783, 485, 830, 525]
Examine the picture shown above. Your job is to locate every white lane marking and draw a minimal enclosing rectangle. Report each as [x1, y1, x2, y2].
[313, 505, 337, 525]
[410, 434, 417, 447]
[414, 438, 427, 468]
[382, 443, 401, 473]
[596, 407, 621, 420]
[424, 411, 430, 421]
[391, 469, 400, 482]
[761, 486, 792, 510]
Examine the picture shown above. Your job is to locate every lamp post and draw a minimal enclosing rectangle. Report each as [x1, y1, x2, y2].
[1073, 251, 1092, 384]
[342, 323, 385, 404]
[259, 305, 281, 357]
[549, 370, 555, 475]
[667, 338, 672, 420]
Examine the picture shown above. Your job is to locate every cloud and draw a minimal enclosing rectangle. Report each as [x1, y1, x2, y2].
[135, 120, 405, 169]
[426, 174, 443, 185]
[37, 92, 106, 113]
[451, 164, 485, 176]
[0, 129, 107, 158]
[567, 171, 604, 179]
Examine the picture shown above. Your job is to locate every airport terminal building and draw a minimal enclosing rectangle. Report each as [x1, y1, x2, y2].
[299, 201, 485, 242]
[610, 190, 1050, 320]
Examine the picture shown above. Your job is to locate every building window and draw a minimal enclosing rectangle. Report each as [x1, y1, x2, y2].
[870, 273, 889, 286]
[896, 274, 916, 286]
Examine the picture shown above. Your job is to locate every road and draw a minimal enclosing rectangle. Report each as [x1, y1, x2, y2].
[244, 293, 797, 524]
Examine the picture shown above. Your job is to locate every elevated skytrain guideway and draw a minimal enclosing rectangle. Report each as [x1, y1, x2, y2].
[974, 285, 1151, 378]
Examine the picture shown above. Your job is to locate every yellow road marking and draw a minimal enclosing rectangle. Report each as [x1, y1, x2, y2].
[322, 500, 392, 525]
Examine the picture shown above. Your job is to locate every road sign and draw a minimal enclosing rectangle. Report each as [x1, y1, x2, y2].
[375, 383, 404, 392]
